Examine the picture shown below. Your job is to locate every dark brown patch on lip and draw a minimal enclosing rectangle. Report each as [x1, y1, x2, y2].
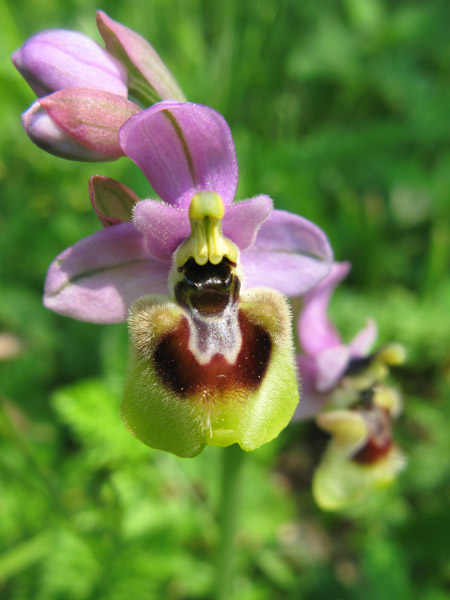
[352, 437, 392, 464]
[352, 408, 393, 465]
[153, 310, 272, 400]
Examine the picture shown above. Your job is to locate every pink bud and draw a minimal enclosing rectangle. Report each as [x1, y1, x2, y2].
[38, 88, 141, 157]
[12, 29, 128, 98]
[22, 101, 113, 162]
[96, 11, 185, 105]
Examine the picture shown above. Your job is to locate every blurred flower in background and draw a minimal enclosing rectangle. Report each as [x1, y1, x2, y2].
[295, 262, 406, 509]
[313, 385, 405, 510]
[0, 332, 24, 361]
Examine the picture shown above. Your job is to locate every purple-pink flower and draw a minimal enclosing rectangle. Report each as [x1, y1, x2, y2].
[44, 101, 333, 324]
[295, 262, 378, 420]
[13, 15, 335, 455]
[294, 262, 406, 508]
[295, 262, 405, 416]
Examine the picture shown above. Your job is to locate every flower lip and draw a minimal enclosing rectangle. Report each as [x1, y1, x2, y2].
[312, 385, 404, 510]
[96, 10, 186, 104]
[123, 286, 299, 456]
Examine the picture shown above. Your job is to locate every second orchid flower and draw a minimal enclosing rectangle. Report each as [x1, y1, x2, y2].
[295, 262, 406, 509]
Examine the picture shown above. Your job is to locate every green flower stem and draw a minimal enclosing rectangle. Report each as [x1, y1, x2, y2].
[215, 443, 246, 600]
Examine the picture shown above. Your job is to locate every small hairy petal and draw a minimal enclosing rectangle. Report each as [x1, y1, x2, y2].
[297, 262, 351, 357]
[44, 223, 170, 323]
[40, 88, 141, 156]
[22, 101, 112, 162]
[96, 11, 185, 104]
[119, 101, 238, 207]
[12, 29, 127, 97]
[133, 200, 190, 261]
[240, 210, 333, 296]
[133, 195, 272, 262]
[222, 195, 273, 250]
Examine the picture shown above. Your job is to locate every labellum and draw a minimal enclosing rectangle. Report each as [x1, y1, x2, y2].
[122, 192, 299, 457]
[312, 385, 405, 510]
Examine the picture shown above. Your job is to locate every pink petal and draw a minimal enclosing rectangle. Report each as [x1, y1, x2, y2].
[222, 195, 272, 250]
[119, 101, 238, 207]
[133, 200, 190, 261]
[40, 89, 141, 156]
[349, 318, 378, 358]
[96, 11, 185, 103]
[44, 223, 170, 323]
[240, 210, 333, 296]
[297, 262, 351, 357]
[133, 195, 272, 262]
[293, 354, 329, 421]
[12, 29, 127, 98]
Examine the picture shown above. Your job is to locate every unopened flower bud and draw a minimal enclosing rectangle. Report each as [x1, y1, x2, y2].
[22, 89, 140, 161]
[12, 29, 128, 98]
[22, 101, 112, 162]
[96, 11, 186, 105]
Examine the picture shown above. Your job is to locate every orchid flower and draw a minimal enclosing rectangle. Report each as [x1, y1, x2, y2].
[295, 262, 405, 419]
[313, 386, 405, 510]
[12, 12, 185, 161]
[44, 101, 333, 457]
[294, 262, 406, 509]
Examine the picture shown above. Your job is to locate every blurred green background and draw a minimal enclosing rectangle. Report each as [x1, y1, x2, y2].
[1, 0, 449, 598]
